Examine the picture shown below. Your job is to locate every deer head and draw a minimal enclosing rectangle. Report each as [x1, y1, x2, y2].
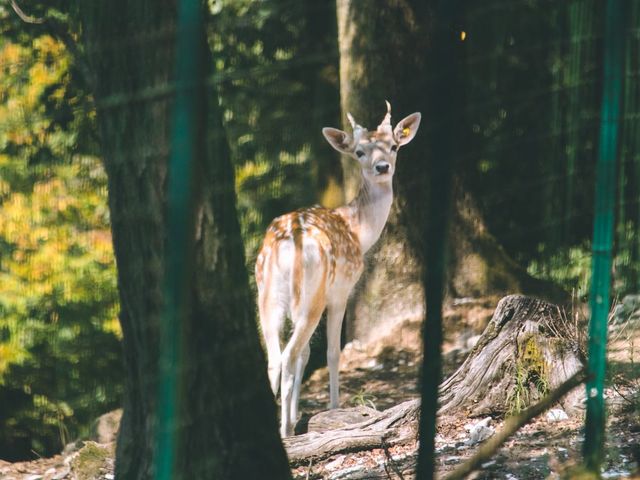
[322, 101, 421, 184]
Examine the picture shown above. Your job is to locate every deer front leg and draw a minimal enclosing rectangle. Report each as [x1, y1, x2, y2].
[327, 299, 348, 409]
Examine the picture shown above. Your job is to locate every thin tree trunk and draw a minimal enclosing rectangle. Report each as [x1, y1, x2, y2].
[618, 1, 640, 293]
[563, 0, 600, 246]
[76, 2, 291, 478]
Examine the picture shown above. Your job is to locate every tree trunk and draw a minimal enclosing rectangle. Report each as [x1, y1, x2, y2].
[76, 2, 291, 479]
[449, 183, 568, 302]
[335, 1, 566, 345]
[336, 0, 430, 344]
[439, 295, 584, 417]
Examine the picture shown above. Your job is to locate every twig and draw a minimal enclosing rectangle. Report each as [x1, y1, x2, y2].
[382, 438, 405, 480]
[444, 368, 588, 480]
[8, 0, 95, 90]
[10, 0, 44, 23]
[305, 458, 313, 480]
[611, 381, 636, 406]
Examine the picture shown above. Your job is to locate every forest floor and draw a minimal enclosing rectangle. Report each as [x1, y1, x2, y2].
[1, 296, 640, 480]
[291, 297, 640, 480]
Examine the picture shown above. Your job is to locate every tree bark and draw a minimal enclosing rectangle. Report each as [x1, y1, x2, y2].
[284, 400, 420, 466]
[449, 183, 568, 302]
[439, 295, 584, 417]
[76, 2, 291, 479]
[335, 1, 566, 345]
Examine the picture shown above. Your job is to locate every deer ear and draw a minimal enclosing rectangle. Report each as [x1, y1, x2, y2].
[323, 127, 354, 154]
[393, 112, 421, 147]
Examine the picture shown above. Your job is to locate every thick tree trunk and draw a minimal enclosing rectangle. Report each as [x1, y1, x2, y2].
[439, 295, 584, 417]
[335, 1, 565, 345]
[336, 0, 431, 344]
[449, 183, 568, 302]
[76, 2, 290, 479]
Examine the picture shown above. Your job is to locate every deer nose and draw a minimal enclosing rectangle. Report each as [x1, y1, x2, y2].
[375, 163, 390, 174]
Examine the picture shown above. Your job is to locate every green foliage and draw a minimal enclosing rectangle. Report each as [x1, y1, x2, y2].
[506, 364, 530, 416]
[463, 0, 640, 298]
[527, 246, 593, 299]
[0, 32, 121, 460]
[507, 337, 550, 416]
[208, 0, 341, 260]
[614, 222, 640, 295]
[350, 389, 378, 410]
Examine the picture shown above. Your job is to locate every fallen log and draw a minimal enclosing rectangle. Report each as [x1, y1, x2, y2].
[284, 400, 420, 466]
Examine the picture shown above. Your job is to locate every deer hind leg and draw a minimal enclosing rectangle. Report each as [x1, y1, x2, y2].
[280, 251, 327, 436]
[258, 274, 286, 396]
[327, 298, 348, 409]
[290, 342, 310, 427]
[280, 305, 324, 437]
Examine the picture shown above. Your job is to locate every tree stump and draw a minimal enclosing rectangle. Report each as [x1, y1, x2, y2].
[439, 295, 584, 417]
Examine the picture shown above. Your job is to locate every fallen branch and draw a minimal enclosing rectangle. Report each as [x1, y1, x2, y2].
[443, 368, 588, 480]
[382, 438, 406, 480]
[284, 400, 420, 466]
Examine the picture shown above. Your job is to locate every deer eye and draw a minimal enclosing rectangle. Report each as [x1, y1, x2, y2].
[356, 150, 365, 158]
[391, 144, 398, 152]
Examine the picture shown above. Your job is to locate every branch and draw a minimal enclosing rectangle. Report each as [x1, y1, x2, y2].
[443, 368, 588, 480]
[8, 1, 94, 90]
[9, 0, 44, 23]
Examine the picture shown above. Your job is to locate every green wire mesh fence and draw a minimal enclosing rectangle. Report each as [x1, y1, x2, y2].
[0, 0, 638, 478]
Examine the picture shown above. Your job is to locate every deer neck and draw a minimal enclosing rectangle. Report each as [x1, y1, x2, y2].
[336, 176, 393, 254]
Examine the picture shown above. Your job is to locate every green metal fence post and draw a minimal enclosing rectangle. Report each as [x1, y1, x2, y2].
[155, 0, 205, 478]
[583, 0, 625, 472]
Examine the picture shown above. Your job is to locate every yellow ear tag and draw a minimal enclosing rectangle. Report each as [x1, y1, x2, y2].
[402, 127, 411, 137]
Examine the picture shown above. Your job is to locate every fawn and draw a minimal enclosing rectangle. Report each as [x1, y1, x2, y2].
[255, 102, 421, 436]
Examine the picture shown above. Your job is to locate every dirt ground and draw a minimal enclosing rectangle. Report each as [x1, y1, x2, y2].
[293, 297, 640, 479]
[2, 297, 640, 480]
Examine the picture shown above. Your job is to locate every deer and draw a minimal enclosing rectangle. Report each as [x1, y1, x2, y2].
[255, 102, 421, 436]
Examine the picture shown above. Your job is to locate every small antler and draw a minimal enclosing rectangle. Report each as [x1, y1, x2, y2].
[383, 100, 392, 123]
[347, 112, 365, 145]
[347, 112, 359, 130]
[377, 100, 393, 133]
